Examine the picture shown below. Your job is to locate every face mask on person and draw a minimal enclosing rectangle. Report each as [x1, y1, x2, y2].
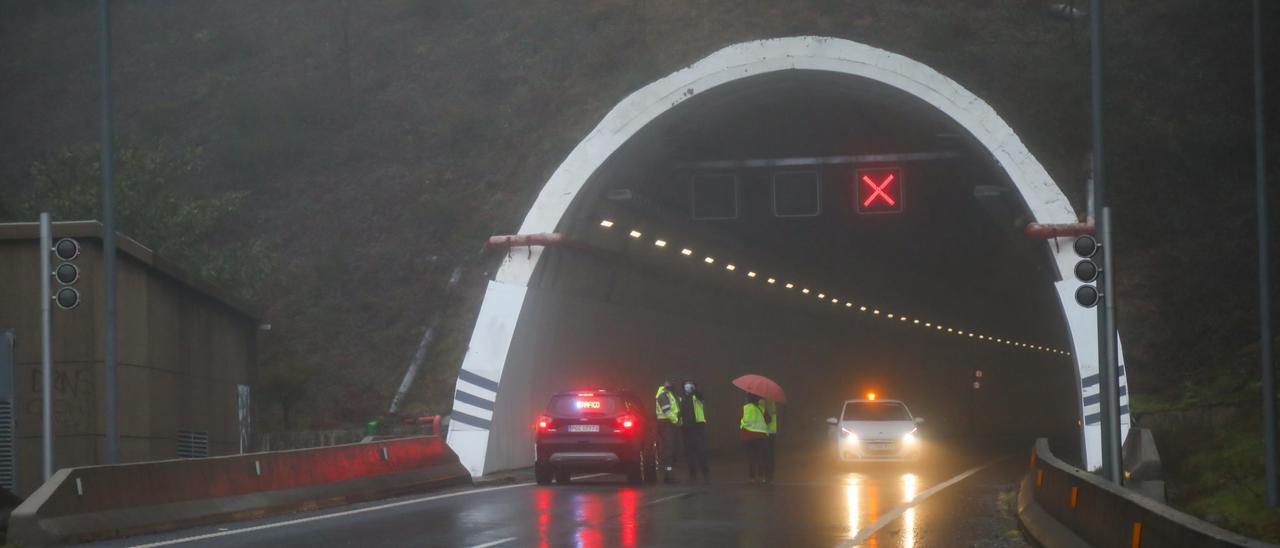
[684, 383, 694, 393]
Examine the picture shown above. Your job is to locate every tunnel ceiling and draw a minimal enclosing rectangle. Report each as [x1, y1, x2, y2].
[569, 70, 1069, 353]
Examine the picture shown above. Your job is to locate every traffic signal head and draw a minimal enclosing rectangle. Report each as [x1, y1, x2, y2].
[1074, 285, 1100, 308]
[53, 238, 80, 261]
[1073, 260, 1098, 282]
[55, 262, 79, 285]
[1072, 235, 1101, 308]
[1073, 235, 1098, 258]
[55, 287, 80, 310]
[51, 237, 81, 310]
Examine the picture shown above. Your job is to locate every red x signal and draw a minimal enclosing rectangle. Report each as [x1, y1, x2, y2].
[862, 173, 896, 207]
[855, 168, 903, 214]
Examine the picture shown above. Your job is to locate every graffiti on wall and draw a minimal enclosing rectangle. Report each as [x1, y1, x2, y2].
[25, 368, 95, 432]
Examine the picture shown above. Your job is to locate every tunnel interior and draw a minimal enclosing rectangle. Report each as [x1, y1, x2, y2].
[486, 70, 1081, 466]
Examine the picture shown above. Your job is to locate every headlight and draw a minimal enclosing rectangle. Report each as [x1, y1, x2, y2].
[841, 428, 858, 441]
[902, 430, 917, 444]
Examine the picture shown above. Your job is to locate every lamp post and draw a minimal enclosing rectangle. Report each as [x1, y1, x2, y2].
[99, 0, 119, 465]
[1251, 0, 1276, 508]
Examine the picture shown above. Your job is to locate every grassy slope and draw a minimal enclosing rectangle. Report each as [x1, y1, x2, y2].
[1132, 336, 1280, 540]
[1, 0, 1277, 535]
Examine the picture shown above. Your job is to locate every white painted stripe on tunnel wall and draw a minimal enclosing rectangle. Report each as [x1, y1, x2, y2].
[835, 457, 1008, 548]
[458, 368, 501, 393]
[1054, 279, 1128, 471]
[455, 388, 496, 408]
[447, 281, 527, 476]
[450, 280, 529, 473]
[458, 378, 498, 399]
[453, 400, 495, 422]
[450, 430, 490, 477]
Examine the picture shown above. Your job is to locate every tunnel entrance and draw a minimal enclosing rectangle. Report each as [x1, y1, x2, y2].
[447, 37, 1128, 477]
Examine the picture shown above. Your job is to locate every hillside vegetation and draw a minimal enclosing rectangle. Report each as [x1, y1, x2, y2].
[1, 0, 1277, 537]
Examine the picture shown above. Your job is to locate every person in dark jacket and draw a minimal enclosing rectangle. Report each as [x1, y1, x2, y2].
[681, 380, 710, 482]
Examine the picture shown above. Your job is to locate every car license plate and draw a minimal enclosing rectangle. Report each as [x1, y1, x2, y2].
[867, 443, 894, 451]
[567, 424, 599, 433]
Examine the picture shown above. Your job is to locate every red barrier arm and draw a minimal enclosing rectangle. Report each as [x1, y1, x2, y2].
[1025, 223, 1095, 239]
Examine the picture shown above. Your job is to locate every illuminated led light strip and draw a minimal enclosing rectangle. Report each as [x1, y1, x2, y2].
[597, 219, 1071, 356]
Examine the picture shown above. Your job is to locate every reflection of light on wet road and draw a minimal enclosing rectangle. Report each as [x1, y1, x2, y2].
[844, 472, 920, 547]
[572, 493, 603, 548]
[846, 473, 885, 547]
[535, 489, 552, 548]
[867, 479, 879, 548]
[618, 488, 638, 547]
[901, 474, 918, 548]
[845, 474, 862, 538]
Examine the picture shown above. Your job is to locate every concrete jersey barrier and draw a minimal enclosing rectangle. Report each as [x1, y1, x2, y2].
[1018, 438, 1277, 548]
[7, 434, 470, 546]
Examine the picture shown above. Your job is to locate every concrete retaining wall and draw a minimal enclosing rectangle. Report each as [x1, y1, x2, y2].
[1018, 438, 1276, 548]
[6, 435, 470, 546]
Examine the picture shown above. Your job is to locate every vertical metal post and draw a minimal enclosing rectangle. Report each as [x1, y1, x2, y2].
[388, 266, 464, 415]
[1089, 0, 1120, 483]
[39, 213, 54, 481]
[1253, 0, 1276, 508]
[1101, 207, 1122, 481]
[99, 0, 119, 464]
[388, 325, 436, 415]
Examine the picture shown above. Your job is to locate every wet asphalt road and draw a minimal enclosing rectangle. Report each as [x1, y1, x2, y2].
[94, 439, 1030, 547]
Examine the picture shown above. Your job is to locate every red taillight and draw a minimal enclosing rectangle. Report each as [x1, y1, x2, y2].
[536, 416, 552, 430]
[617, 415, 635, 430]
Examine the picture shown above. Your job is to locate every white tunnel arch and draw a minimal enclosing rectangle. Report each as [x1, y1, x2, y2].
[446, 36, 1128, 476]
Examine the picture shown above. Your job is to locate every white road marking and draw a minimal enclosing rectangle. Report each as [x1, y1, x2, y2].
[129, 473, 610, 547]
[644, 492, 690, 506]
[837, 456, 1009, 547]
[465, 537, 518, 548]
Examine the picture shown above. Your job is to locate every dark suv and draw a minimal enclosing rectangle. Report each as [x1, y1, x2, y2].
[534, 389, 657, 485]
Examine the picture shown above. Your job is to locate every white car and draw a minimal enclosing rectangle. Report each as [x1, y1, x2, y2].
[827, 397, 923, 462]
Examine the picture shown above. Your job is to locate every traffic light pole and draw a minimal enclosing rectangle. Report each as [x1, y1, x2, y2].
[39, 213, 54, 481]
[1100, 208, 1122, 481]
[99, 0, 119, 464]
[1090, 0, 1122, 483]
[1252, 0, 1276, 508]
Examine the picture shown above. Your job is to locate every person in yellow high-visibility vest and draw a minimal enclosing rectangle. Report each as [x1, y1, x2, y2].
[681, 380, 710, 482]
[655, 379, 682, 484]
[740, 394, 770, 483]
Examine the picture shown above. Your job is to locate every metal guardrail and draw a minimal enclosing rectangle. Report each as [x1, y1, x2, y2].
[1018, 438, 1277, 548]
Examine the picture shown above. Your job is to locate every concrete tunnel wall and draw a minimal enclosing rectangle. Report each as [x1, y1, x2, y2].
[447, 36, 1129, 477]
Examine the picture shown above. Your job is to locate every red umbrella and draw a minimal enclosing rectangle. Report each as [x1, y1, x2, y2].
[732, 374, 787, 403]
